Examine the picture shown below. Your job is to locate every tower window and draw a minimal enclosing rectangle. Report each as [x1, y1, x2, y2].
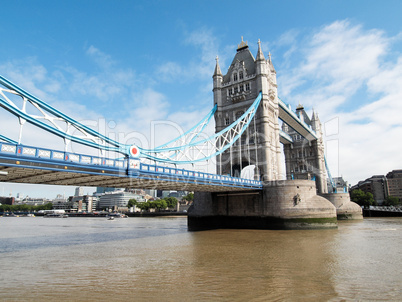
[236, 111, 244, 119]
[234, 86, 238, 94]
[240, 85, 244, 92]
[245, 83, 250, 91]
[228, 88, 232, 95]
[239, 71, 243, 80]
[225, 118, 230, 125]
[233, 73, 238, 81]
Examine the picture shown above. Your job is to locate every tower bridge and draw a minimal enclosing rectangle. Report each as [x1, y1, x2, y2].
[0, 37, 362, 229]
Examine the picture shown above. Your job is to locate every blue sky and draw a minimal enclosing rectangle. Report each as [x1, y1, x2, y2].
[1, 0, 402, 198]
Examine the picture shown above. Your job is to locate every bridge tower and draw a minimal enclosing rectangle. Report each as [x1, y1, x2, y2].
[188, 38, 344, 230]
[213, 38, 281, 181]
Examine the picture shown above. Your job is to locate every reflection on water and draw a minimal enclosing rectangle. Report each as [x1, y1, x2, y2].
[0, 217, 401, 301]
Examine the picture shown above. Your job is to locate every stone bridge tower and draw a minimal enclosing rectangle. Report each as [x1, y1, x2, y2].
[213, 38, 282, 181]
[188, 38, 361, 231]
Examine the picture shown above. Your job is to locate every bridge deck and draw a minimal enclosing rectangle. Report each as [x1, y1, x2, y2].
[0, 143, 262, 192]
[278, 99, 318, 142]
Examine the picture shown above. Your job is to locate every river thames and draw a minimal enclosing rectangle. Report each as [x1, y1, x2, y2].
[0, 216, 400, 301]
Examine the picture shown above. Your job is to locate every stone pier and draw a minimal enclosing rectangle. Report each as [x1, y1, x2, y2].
[188, 180, 338, 230]
[320, 193, 363, 220]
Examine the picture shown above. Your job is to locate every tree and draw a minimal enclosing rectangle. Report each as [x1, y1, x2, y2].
[0, 204, 11, 212]
[350, 189, 375, 208]
[183, 192, 194, 202]
[164, 197, 178, 208]
[383, 196, 400, 206]
[127, 198, 137, 208]
[159, 199, 168, 209]
[135, 201, 149, 211]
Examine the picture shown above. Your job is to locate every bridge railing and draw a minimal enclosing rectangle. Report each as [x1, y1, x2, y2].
[0, 143, 126, 168]
[0, 142, 262, 189]
[138, 161, 261, 187]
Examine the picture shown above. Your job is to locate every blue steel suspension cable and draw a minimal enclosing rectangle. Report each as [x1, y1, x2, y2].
[139, 92, 262, 164]
[0, 74, 261, 165]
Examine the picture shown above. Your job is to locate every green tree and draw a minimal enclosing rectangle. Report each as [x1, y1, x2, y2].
[136, 201, 150, 211]
[164, 197, 178, 208]
[159, 199, 168, 210]
[127, 198, 137, 208]
[383, 196, 400, 206]
[0, 204, 11, 212]
[15, 204, 30, 212]
[350, 189, 375, 208]
[183, 192, 194, 202]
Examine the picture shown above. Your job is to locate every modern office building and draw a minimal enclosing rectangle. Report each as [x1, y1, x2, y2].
[98, 190, 145, 210]
[350, 170, 402, 204]
[386, 170, 402, 201]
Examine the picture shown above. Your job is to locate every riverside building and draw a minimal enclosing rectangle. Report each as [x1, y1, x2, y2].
[98, 190, 145, 210]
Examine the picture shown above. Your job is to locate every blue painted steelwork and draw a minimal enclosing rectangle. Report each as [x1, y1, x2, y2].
[0, 142, 262, 190]
[154, 104, 217, 150]
[0, 134, 17, 144]
[0, 75, 125, 153]
[141, 92, 262, 164]
[0, 75, 261, 165]
[324, 155, 336, 192]
[0, 74, 331, 187]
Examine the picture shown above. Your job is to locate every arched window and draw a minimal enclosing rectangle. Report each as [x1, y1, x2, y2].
[239, 71, 243, 80]
[233, 73, 238, 81]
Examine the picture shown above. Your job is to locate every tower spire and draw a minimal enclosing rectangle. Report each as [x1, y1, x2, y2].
[213, 56, 222, 77]
[256, 39, 265, 61]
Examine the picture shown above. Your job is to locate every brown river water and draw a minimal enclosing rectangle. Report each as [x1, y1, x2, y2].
[0, 216, 401, 301]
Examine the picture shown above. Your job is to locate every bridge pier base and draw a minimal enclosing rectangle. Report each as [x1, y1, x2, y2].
[320, 193, 363, 220]
[188, 180, 338, 230]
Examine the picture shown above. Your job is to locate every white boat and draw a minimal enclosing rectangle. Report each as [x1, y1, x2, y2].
[44, 213, 68, 218]
[106, 213, 127, 219]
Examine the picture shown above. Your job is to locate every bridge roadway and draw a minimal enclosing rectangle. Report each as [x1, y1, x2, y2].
[278, 98, 318, 144]
[0, 142, 262, 192]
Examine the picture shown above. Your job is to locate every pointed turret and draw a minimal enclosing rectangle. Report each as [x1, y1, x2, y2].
[213, 56, 222, 77]
[255, 39, 268, 81]
[311, 110, 322, 134]
[213, 56, 223, 107]
[256, 39, 265, 61]
[268, 52, 276, 73]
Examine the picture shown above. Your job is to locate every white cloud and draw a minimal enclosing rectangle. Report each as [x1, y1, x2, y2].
[279, 20, 402, 184]
[156, 61, 182, 82]
[280, 20, 388, 108]
[86, 45, 115, 69]
[0, 58, 60, 99]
